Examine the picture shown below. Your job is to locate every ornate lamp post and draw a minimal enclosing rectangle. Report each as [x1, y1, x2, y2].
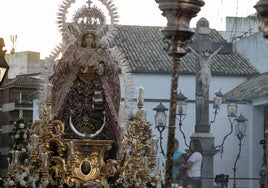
[0, 38, 9, 86]
[155, 1, 204, 186]
[153, 103, 168, 157]
[233, 114, 247, 188]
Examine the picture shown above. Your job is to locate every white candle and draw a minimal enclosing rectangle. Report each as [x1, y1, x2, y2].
[117, 142, 123, 159]
[151, 136, 158, 154]
[143, 156, 148, 170]
[46, 83, 52, 100]
[120, 124, 124, 140]
[31, 134, 38, 151]
[41, 152, 48, 167]
[55, 125, 61, 135]
[14, 150, 19, 165]
[69, 141, 74, 157]
[48, 105, 53, 121]
[38, 145, 44, 155]
[138, 86, 144, 100]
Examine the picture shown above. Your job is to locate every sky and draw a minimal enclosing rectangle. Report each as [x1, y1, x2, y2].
[0, 0, 259, 59]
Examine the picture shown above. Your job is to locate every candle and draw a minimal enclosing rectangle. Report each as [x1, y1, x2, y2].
[48, 105, 53, 121]
[46, 83, 52, 100]
[14, 150, 19, 165]
[31, 134, 38, 151]
[151, 136, 159, 154]
[41, 152, 48, 167]
[69, 141, 74, 157]
[143, 156, 148, 170]
[138, 86, 144, 100]
[117, 142, 123, 159]
[38, 145, 44, 155]
[120, 124, 124, 140]
[55, 124, 61, 135]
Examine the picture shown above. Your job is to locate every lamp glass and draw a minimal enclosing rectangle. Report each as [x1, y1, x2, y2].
[177, 101, 187, 115]
[155, 111, 167, 128]
[227, 103, 238, 117]
[235, 121, 246, 137]
[213, 96, 222, 109]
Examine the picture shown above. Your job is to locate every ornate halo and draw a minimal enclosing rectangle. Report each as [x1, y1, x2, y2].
[57, 0, 119, 44]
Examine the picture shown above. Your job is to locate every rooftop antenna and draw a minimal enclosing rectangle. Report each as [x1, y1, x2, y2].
[10, 34, 17, 54]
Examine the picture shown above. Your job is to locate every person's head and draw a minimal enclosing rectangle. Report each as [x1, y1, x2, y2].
[190, 138, 203, 153]
[80, 31, 98, 48]
[179, 153, 189, 164]
[174, 138, 179, 151]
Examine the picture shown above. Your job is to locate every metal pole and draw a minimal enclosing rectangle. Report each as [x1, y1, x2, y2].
[233, 138, 242, 188]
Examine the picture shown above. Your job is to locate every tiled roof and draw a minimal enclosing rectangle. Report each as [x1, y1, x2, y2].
[115, 25, 259, 76]
[224, 72, 268, 102]
[1, 74, 40, 89]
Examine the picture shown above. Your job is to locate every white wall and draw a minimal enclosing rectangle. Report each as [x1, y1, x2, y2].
[6, 51, 43, 79]
[235, 32, 268, 73]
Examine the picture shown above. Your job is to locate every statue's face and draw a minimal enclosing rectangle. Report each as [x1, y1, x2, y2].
[84, 33, 94, 48]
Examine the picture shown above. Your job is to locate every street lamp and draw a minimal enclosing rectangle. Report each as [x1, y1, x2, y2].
[234, 114, 247, 140]
[227, 95, 238, 118]
[154, 0, 204, 186]
[0, 38, 9, 86]
[215, 95, 238, 154]
[210, 89, 223, 126]
[176, 91, 189, 147]
[254, 0, 268, 38]
[176, 91, 187, 117]
[233, 113, 247, 188]
[153, 102, 168, 157]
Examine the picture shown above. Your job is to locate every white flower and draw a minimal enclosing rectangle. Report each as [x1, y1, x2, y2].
[135, 182, 141, 187]
[30, 181, 37, 188]
[156, 182, 162, 188]
[20, 179, 27, 186]
[150, 182, 156, 186]
[23, 134, 28, 139]
[41, 179, 49, 187]
[172, 183, 180, 188]
[15, 134, 20, 139]
[155, 174, 160, 180]
[21, 172, 28, 178]
[9, 180, 15, 186]
[21, 148, 27, 153]
[19, 123, 25, 129]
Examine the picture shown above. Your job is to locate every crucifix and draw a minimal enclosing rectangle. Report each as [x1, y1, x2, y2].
[189, 45, 223, 94]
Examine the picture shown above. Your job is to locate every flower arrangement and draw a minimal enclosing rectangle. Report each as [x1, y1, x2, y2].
[8, 118, 30, 166]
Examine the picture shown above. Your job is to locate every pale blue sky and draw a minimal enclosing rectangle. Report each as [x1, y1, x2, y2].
[0, 0, 258, 58]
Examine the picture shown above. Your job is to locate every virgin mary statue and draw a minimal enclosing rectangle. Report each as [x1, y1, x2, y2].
[51, 29, 121, 142]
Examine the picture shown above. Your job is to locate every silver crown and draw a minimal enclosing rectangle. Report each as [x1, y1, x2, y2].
[57, 0, 119, 40]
